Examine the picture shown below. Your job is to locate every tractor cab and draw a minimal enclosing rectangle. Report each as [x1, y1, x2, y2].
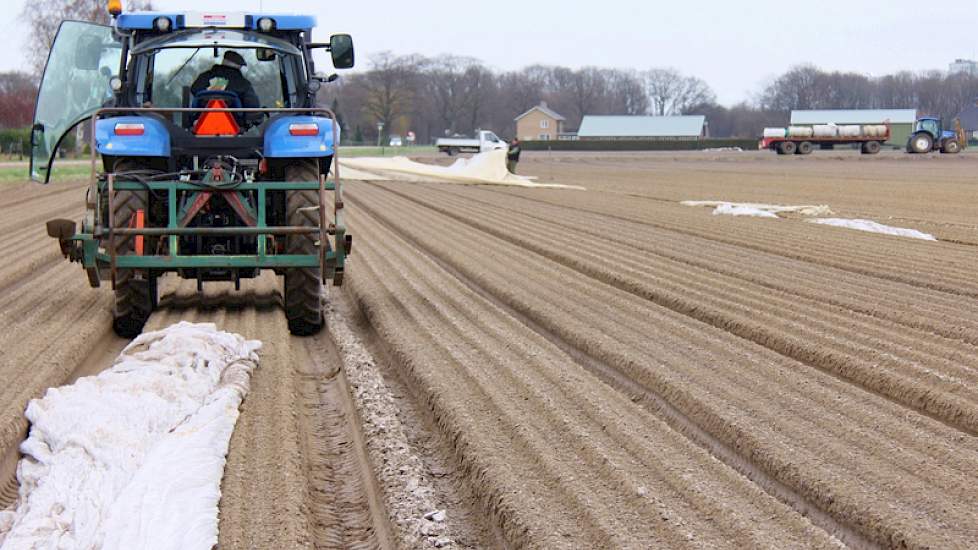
[34, 4, 356, 338]
[907, 116, 964, 154]
[913, 117, 942, 139]
[30, 12, 353, 181]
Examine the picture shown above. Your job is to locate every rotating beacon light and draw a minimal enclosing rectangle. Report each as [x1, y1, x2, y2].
[107, 0, 123, 17]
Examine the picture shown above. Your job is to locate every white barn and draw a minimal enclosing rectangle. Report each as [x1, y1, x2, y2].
[576, 115, 706, 141]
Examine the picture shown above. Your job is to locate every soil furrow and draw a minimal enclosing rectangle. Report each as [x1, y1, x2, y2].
[430, 183, 978, 348]
[344, 200, 841, 548]
[483, 186, 978, 298]
[344, 180, 978, 548]
[367, 182, 978, 435]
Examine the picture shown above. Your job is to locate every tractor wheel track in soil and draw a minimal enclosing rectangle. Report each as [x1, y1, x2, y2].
[0, 180, 450, 549]
[146, 277, 394, 549]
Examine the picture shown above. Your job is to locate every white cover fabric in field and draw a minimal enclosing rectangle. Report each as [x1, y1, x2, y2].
[807, 218, 937, 241]
[681, 201, 833, 217]
[339, 149, 584, 189]
[0, 322, 261, 550]
[712, 204, 780, 218]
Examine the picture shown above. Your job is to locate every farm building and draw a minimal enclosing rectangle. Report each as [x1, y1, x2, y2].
[515, 102, 566, 141]
[577, 115, 706, 141]
[790, 109, 916, 146]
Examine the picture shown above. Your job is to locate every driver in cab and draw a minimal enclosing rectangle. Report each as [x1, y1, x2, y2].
[191, 51, 260, 110]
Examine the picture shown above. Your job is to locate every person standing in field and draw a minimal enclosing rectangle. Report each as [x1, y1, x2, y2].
[507, 138, 521, 174]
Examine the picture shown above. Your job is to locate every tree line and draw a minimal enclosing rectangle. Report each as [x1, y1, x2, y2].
[325, 59, 978, 143]
[320, 56, 717, 143]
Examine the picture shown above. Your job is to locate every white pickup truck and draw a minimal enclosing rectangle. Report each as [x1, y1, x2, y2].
[436, 130, 508, 156]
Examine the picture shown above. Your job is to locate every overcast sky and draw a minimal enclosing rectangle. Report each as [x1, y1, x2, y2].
[3, 0, 976, 105]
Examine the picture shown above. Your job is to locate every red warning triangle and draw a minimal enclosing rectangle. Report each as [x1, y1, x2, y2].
[193, 99, 240, 136]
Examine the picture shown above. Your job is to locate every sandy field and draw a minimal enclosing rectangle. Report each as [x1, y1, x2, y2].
[1, 149, 977, 549]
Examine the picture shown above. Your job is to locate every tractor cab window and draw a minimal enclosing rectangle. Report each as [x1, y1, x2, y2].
[147, 47, 290, 131]
[916, 119, 940, 136]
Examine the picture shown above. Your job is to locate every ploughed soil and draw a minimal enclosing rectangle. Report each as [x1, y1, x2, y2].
[2, 149, 977, 548]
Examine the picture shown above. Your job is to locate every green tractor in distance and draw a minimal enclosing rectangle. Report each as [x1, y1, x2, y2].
[906, 116, 966, 154]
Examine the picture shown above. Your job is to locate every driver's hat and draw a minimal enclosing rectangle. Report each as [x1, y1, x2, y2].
[222, 51, 248, 69]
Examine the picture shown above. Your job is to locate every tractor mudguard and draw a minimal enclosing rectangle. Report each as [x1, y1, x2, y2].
[95, 116, 171, 158]
[263, 116, 336, 158]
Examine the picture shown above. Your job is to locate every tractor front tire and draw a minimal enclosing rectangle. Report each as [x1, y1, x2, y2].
[110, 159, 156, 338]
[284, 160, 325, 336]
[907, 133, 933, 154]
[942, 139, 961, 154]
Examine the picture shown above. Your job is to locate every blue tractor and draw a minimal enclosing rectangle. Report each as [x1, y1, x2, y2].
[906, 116, 965, 154]
[32, 4, 355, 337]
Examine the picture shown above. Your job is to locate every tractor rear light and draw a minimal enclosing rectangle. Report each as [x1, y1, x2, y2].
[289, 123, 319, 136]
[114, 123, 145, 136]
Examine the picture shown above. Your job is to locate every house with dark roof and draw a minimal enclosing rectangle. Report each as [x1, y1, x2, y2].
[515, 102, 566, 141]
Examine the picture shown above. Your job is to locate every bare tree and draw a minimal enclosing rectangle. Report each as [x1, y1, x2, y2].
[644, 68, 716, 115]
[606, 69, 649, 116]
[421, 55, 495, 137]
[357, 52, 424, 140]
[759, 64, 978, 123]
[21, 0, 154, 73]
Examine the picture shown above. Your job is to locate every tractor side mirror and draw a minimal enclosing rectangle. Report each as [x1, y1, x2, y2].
[329, 34, 354, 69]
[308, 74, 338, 93]
[74, 36, 104, 70]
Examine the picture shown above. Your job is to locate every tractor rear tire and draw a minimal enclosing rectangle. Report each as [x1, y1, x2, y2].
[907, 133, 933, 154]
[284, 160, 324, 336]
[942, 139, 961, 154]
[110, 159, 156, 338]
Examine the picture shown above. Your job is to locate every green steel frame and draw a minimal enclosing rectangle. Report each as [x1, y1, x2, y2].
[63, 106, 348, 288]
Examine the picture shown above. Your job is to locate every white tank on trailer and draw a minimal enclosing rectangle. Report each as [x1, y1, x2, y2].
[787, 126, 815, 137]
[838, 125, 862, 137]
[863, 125, 887, 137]
[813, 124, 838, 137]
[763, 127, 787, 138]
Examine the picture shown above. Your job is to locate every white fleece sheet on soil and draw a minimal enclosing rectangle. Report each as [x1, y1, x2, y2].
[711, 204, 780, 218]
[0, 322, 261, 550]
[682, 200, 833, 217]
[807, 218, 937, 241]
[339, 149, 583, 189]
